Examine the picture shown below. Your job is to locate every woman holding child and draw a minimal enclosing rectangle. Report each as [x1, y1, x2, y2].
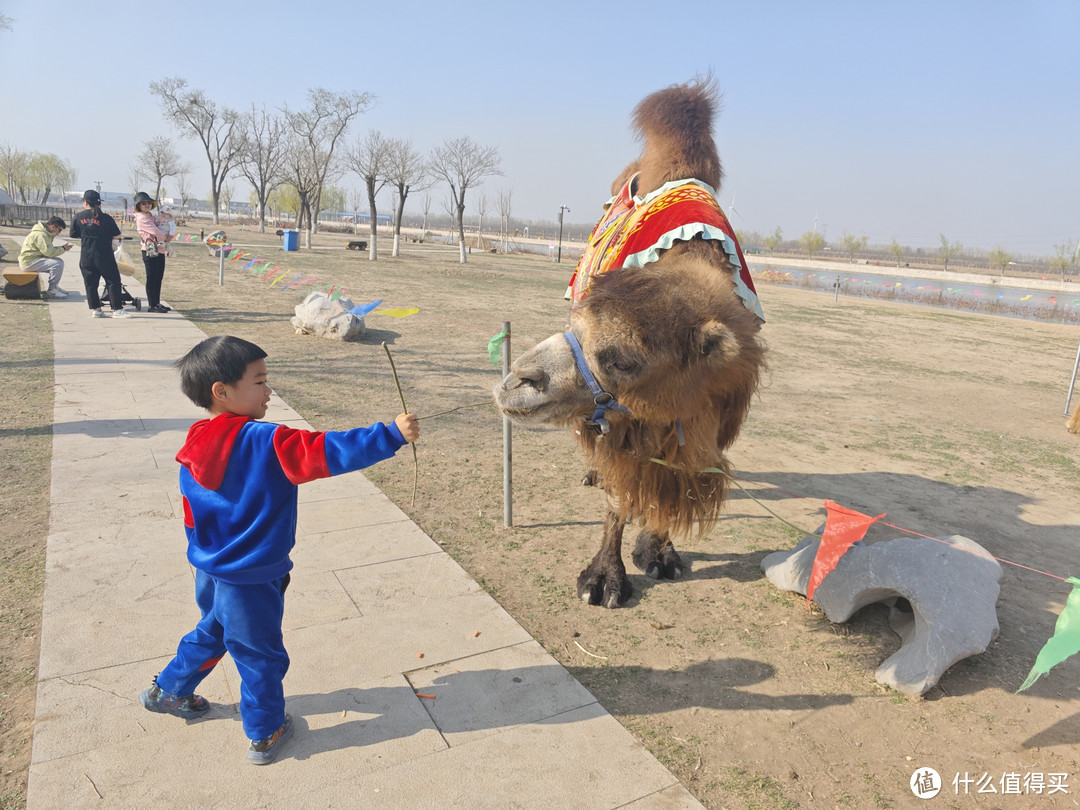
[132, 191, 174, 313]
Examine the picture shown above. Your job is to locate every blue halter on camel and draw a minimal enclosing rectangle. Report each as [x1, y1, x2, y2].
[563, 331, 632, 435]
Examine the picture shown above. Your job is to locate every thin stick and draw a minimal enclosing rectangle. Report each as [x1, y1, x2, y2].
[574, 639, 609, 660]
[382, 342, 418, 507]
[418, 400, 493, 420]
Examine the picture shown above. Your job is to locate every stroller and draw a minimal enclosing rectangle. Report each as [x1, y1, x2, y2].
[99, 278, 142, 311]
[100, 240, 142, 310]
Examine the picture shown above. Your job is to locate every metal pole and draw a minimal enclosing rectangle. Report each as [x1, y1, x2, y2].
[1065, 340, 1080, 415]
[557, 210, 564, 263]
[501, 321, 513, 527]
[218, 248, 224, 286]
[833, 275, 840, 303]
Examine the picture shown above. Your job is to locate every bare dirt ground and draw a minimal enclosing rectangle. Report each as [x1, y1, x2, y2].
[3, 223, 1080, 808]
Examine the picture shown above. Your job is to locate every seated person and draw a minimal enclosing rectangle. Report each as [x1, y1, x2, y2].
[19, 216, 72, 298]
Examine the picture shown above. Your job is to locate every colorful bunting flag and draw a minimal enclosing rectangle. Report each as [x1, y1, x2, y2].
[1018, 577, 1080, 692]
[488, 330, 509, 367]
[376, 307, 419, 318]
[348, 300, 383, 317]
[806, 501, 885, 601]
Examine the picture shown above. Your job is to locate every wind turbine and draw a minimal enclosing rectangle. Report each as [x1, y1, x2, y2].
[726, 191, 741, 223]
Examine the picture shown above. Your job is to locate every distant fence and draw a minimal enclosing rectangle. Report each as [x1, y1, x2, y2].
[0, 203, 79, 226]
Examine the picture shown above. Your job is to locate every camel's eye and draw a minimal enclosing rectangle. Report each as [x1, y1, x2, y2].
[596, 347, 639, 375]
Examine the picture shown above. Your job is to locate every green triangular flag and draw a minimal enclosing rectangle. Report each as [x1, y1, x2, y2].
[1018, 576, 1080, 692]
[487, 331, 509, 368]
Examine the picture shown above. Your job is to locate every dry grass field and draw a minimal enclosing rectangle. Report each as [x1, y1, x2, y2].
[3, 222, 1080, 808]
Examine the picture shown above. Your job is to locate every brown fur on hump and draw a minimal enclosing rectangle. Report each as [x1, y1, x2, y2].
[572, 252, 764, 538]
[631, 77, 723, 194]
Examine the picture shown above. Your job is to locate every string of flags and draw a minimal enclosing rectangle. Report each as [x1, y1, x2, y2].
[190, 235, 420, 320]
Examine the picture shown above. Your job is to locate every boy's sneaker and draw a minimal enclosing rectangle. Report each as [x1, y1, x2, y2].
[139, 683, 211, 718]
[45, 288, 68, 299]
[91, 308, 106, 318]
[247, 714, 293, 765]
[112, 308, 133, 319]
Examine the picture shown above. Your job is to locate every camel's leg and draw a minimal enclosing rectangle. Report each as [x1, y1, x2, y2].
[577, 508, 632, 608]
[631, 529, 685, 581]
[581, 469, 601, 487]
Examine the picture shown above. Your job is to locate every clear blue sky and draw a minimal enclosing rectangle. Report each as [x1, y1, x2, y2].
[2, 0, 1077, 255]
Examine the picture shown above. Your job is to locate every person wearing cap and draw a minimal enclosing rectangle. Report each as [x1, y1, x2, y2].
[132, 191, 173, 313]
[19, 216, 72, 298]
[70, 189, 131, 319]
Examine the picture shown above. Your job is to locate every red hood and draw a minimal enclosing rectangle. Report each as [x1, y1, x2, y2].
[175, 413, 252, 491]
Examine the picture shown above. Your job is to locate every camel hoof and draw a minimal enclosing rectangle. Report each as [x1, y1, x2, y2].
[645, 560, 664, 580]
[665, 558, 684, 580]
[581, 469, 600, 487]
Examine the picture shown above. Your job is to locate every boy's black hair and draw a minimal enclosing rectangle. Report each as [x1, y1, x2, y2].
[45, 216, 66, 229]
[175, 335, 268, 410]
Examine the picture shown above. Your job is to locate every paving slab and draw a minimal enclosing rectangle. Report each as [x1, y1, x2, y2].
[27, 253, 702, 809]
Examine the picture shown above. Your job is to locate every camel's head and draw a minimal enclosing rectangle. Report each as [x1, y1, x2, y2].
[493, 257, 761, 436]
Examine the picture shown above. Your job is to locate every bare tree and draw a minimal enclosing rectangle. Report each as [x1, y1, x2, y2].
[497, 185, 513, 252]
[987, 246, 1013, 277]
[429, 136, 502, 263]
[27, 152, 76, 205]
[888, 238, 904, 267]
[441, 194, 457, 239]
[474, 192, 489, 248]
[175, 170, 193, 221]
[0, 142, 27, 199]
[344, 130, 390, 260]
[938, 234, 962, 272]
[237, 104, 288, 233]
[1049, 241, 1076, 282]
[282, 88, 372, 249]
[384, 137, 429, 257]
[135, 135, 186, 202]
[764, 226, 783, 255]
[126, 166, 144, 203]
[220, 182, 233, 223]
[421, 193, 432, 234]
[348, 187, 365, 235]
[799, 230, 825, 258]
[149, 77, 244, 224]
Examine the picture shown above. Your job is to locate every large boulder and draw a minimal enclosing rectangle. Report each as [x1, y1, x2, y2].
[291, 292, 365, 341]
[761, 530, 1002, 696]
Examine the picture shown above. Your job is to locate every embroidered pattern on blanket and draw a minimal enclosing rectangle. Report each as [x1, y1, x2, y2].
[568, 177, 764, 322]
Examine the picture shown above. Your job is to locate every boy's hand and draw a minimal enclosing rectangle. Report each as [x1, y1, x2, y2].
[395, 412, 420, 443]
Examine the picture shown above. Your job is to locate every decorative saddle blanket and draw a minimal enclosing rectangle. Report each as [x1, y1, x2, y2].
[567, 176, 764, 322]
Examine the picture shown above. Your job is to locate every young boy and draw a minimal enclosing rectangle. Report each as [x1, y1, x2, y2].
[140, 335, 419, 764]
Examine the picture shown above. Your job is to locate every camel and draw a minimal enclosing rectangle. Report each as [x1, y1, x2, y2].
[494, 78, 766, 608]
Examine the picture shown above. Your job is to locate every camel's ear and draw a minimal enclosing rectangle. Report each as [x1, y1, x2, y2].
[695, 320, 740, 363]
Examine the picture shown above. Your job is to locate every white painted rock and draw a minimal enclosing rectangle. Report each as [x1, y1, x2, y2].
[291, 292, 365, 341]
[761, 531, 1002, 696]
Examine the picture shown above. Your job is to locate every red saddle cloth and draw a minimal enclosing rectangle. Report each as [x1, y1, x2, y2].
[566, 176, 763, 323]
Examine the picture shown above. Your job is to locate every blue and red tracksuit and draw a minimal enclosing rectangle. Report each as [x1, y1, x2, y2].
[155, 412, 406, 741]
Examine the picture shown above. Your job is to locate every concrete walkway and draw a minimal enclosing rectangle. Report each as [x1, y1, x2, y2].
[27, 254, 702, 809]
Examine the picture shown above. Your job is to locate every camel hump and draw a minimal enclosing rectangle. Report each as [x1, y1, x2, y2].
[632, 77, 720, 146]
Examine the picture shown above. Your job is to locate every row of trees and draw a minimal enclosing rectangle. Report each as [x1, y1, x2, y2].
[0, 145, 76, 205]
[750, 226, 1077, 280]
[146, 78, 503, 263]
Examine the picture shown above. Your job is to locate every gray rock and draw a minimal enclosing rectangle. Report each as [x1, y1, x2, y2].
[291, 292, 365, 341]
[761, 530, 1002, 696]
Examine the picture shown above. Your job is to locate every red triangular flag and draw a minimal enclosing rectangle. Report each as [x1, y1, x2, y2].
[806, 501, 885, 602]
